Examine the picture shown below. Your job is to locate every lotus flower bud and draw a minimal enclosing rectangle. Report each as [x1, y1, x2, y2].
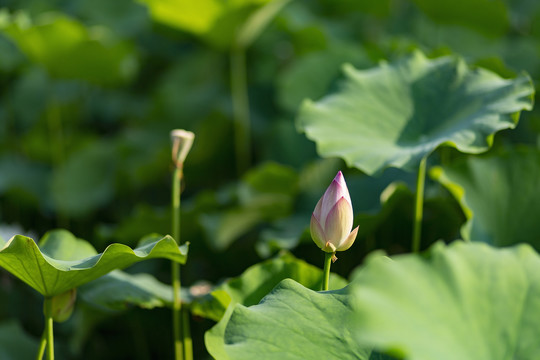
[310, 171, 359, 257]
[171, 129, 195, 168]
[48, 288, 76, 323]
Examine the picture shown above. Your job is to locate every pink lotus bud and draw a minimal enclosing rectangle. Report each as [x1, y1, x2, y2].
[310, 171, 359, 255]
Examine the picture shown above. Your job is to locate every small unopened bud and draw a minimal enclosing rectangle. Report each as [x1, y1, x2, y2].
[171, 129, 195, 168]
[310, 171, 359, 256]
[48, 288, 77, 323]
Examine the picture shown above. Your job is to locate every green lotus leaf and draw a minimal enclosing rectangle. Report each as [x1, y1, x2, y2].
[223, 280, 372, 360]
[431, 146, 540, 249]
[138, 0, 274, 49]
[0, 229, 187, 297]
[296, 51, 534, 175]
[204, 252, 348, 359]
[79, 270, 173, 310]
[351, 241, 540, 359]
[412, 0, 509, 37]
[80, 269, 217, 312]
[0, 11, 137, 84]
[277, 44, 371, 113]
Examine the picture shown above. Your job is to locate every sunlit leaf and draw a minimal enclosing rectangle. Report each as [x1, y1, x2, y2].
[204, 252, 347, 359]
[138, 0, 272, 49]
[351, 241, 540, 359]
[223, 280, 371, 360]
[0, 229, 187, 297]
[431, 146, 540, 249]
[235, 0, 291, 49]
[296, 51, 534, 175]
[0, 11, 138, 84]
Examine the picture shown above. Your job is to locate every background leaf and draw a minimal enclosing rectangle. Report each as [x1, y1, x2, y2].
[296, 51, 534, 175]
[431, 146, 540, 249]
[0, 320, 39, 360]
[78, 270, 173, 310]
[412, 0, 509, 37]
[200, 162, 298, 251]
[138, 0, 272, 49]
[51, 140, 117, 217]
[0, 11, 137, 84]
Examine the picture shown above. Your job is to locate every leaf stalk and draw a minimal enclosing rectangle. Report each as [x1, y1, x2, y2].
[412, 156, 427, 253]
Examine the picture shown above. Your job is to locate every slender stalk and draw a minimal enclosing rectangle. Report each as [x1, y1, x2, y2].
[36, 328, 47, 360]
[322, 252, 333, 291]
[171, 166, 184, 360]
[182, 308, 192, 360]
[230, 47, 251, 176]
[412, 156, 428, 253]
[43, 297, 54, 360]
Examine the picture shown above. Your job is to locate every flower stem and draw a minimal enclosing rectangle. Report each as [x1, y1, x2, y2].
[412, 156, 427, 253]
[182, 308, 192, 360]
[230, 47, 251, 176]
[322, 252, 333, 291]
[171, 166, 193, 360]
[172, 166, 184, 360]
[36, 328, 47, 360]
[43, 297, 54, 360]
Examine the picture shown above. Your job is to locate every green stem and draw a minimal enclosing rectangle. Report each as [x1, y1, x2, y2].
[322, 252, 333, 291]
[182, 308, 192, 360]
[172, 262, 183, 359]
[230, 47, 251, 176]
[43, 298, 54, 360]
[36, 328, 47, 360]
[171, 166, 184, 360]
[412, 156, 427, 253]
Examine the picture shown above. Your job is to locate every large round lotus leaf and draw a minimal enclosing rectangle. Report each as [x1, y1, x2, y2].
[204, 252, 348, 360]
[0, 229, 188, 297]
[223, 279, 372, 360]
[296, 51, 534, 175]
[351, 241, 540, 360]
[431, 146, 540, 249]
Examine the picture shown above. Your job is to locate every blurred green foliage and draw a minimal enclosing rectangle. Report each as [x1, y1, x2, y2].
[0, 0, 539, 358]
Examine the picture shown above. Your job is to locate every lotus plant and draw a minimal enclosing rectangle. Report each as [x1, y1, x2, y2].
[170, 129, 195, 360]
[310, 171, 358, 290]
